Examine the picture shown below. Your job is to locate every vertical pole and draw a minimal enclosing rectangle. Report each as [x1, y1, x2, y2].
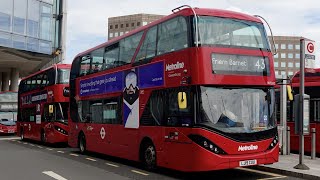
[294, 39, 309, 170]
[280, 76, 287, 155]
[311, 128, 316, 160]
[287, 126, 290, 155]
[60, 0, 67, 63]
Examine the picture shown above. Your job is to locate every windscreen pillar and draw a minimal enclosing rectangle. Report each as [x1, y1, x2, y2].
[2, 72, 10, 92]
[9, 68, 19, 92]
[0, 73, 2, 92]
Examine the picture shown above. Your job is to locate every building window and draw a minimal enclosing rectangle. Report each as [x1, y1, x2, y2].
[12, 35, 26, 49]
[143, 21, 148, 26]
[0, 31, 12, 47]
[295, 44, 300, 50]
[295, 63, 300, 68]
[281, 53, 286, 58]
[115, 24, 118, 29]
[0, 0, 12, 31]
[120, 24, 123, 28]
[288, 44, 293, 49]
[115, 32, 118, 37]
[295, 53, 300, 59]
[40, 3, 53, 41]
[281, 71, 286, 75]
[288, 71, 293, 76]
[110, 25, 113, 29]
[274, 53, 278, 58]
[288, 53, 293, 59]
[281, 62, 286, 67]
[137, 22, 141, 26]
[27, 0, 40, 38]
[281, 44, 286, 49]
[275, 70, 279, 75]
[13, 0, 27, 34]
[288, 62, 293, 67]
[109, 33, 113, 38]
[274, 62, 278, 67]
[120, 32, 123, 36]
[131, 22, 134, 27]
[126, 23, 129, 27]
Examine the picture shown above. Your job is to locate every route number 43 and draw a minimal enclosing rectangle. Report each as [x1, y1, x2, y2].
[255, 59, 265, 70]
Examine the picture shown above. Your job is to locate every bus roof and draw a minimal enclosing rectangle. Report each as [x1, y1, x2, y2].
[291, 68, 320, 83]
[21, 64, 71, 81]
[74, 7, 262, 60]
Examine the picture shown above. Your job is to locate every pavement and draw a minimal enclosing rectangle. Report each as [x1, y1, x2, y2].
[255, 154, 320, 180]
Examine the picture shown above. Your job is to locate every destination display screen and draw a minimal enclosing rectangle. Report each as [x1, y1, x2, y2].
[211, 53, 270, 76]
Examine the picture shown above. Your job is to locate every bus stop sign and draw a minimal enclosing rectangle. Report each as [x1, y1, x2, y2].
[304, 40, 316, 68]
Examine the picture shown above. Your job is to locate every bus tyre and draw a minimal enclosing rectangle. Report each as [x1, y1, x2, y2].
[142, 142, 156, 170]
[79, 134, 86, 154]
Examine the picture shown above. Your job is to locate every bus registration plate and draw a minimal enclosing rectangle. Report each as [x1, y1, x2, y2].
[239, 159, 257, 167]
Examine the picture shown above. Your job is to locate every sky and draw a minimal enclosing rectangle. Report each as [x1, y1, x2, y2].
[66, 0, 320, 66]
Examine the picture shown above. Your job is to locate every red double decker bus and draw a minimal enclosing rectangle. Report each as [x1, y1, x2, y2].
[285, 68, 320, 156]
[68, 6, 278, 171]
[17, 64, 70, 144]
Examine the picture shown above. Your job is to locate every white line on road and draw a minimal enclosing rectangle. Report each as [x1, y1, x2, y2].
[106, 163, 119, 167]
[29, 144, 35, 147]
[46, 148, 53, 151]
[37, 146, 43, 148]
[131, 170, 149, 176]
[86, 158, 97, 162]
[0, 137, 20, 141]
[57, 151, 65, 154]
[257, 176, 287, 180]
[69, 153, 79, 157]
[42, 171, 68, 180]
[237, 168, 286, 178]
[23, 142, 28, 145]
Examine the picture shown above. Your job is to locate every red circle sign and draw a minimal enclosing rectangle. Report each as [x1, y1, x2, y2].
[307, 42, 314, 53]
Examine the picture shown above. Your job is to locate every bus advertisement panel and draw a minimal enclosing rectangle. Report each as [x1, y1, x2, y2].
[68, 6, 278, 172]
[17, 64, 70, 144]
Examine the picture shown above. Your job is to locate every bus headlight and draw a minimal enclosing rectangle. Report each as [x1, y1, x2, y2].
[54, 126, 68, 135]
[267, 134, 278, 150]
[188, 134, 226, 155]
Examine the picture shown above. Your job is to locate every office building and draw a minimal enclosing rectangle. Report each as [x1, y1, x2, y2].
[108, 14, 164, 40]
[0, 0, 66, 91]
[272, 36, 314, 79]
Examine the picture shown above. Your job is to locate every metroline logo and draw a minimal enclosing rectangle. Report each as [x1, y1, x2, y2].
[165, 61, 184, 71]
[238, 145, 258, 152]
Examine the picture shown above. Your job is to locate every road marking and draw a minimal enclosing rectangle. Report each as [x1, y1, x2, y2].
[257, 176, 287, 180]
[69, 153, 79, 157]
[46, 148, 53, 151]
[37, 146, 43, 148]
[237, 168, 286, 178]
[106, 163, 119, 167]
[23, 142, 28, 145]
[131, 170, 149, 176]
[17, 141, 22, 143]
[29, 144, 35, 147]
[42, 171, 68, 180]
[0, 137, 20, 141]
[86, 158, 97, 162]
[57, 151, 65, 154]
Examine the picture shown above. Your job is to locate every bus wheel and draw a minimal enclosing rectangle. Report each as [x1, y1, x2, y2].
[41, 131, 46, 144]
[79, 134, 86, 154]
[142, 142, 156, 170]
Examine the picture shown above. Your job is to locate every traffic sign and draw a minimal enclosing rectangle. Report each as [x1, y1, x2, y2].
[304, 40, 316, 68]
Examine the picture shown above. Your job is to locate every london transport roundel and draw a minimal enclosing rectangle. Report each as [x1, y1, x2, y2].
[100, 127, 106, 139]
[307, 42, 314, 53]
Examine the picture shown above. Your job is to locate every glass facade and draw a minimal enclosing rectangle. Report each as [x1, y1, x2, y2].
[0, 0, 54, 55]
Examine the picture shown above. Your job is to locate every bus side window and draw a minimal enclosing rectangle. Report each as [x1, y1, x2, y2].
[119, 32, 143, 65]
[80, 56, 91, 76]
[166, 89, 193, 127]
[90, 100, 103, 123]
[104, 44, 119, 70]
[135, 26, 157, 62]
[90, 48, 104, 73]
[141, 90, 164, 126]
[103, 98, 121, 124]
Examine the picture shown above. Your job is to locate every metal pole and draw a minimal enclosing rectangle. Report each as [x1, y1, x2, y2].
[311, 128, 316, 159]
[287, 126, 290, 155]
[60, 0, 67, 63]
[280, 76, 287, 155]
[294, 39, 309, 170]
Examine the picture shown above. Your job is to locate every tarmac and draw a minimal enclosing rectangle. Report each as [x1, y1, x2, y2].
[254, 154, 320, 180]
